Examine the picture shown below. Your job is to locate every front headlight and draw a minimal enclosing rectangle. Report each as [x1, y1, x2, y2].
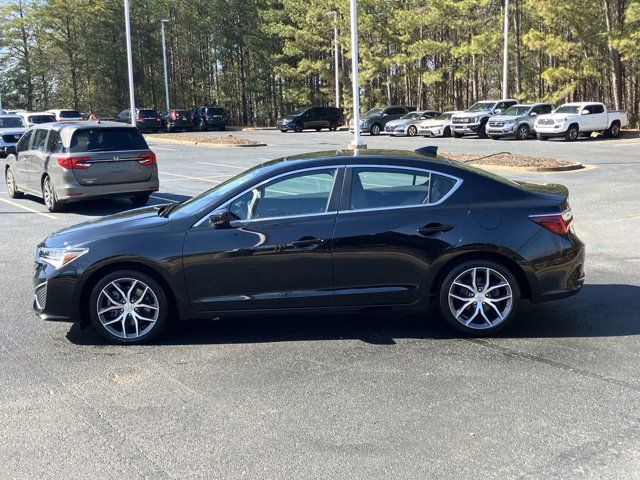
[504, 119, 515, 125]
[37, 247, 88, 269]
[360, 121, 369, 127]
[469, 117, 478, 123]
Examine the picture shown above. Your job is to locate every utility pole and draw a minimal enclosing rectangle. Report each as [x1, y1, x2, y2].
[349, 0, 366, 149]
[326, 11, 340, 107]
[161, 20, 170, 112]
[502, 0, 509, 99]
[124, 0, 136, 126]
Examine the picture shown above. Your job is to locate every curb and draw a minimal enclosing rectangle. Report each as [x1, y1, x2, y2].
[470, 162, 585, 173]
[145, 135, 267, 148]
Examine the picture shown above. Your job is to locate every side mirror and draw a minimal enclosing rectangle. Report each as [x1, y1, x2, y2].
[208, 209, 234, 229]
[530, 111, 538, 117]
[494, 109, 502, 114]
[581, 109, 589, 115]
[3, 146, 16, 156]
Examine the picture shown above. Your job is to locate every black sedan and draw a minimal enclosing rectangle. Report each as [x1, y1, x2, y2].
[33, 147, 584, 343]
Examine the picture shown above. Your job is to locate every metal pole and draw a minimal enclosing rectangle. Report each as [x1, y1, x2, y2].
[161, 20, 170, 112]
[332, 12, 340, 107]
[124, 0, 136, 126]
[502, 0, 509, 99]
[349, 0, 365, 149]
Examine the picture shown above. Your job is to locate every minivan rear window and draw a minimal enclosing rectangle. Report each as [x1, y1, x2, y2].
[59, 110, 81, 118]
[205, 108, 224, 116]
[138, 110, 157, 118]
[68, 128, 148, 153]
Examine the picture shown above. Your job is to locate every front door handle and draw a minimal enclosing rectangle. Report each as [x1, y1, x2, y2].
[418, 223, 453, 236]
[290, 236, 325, 249]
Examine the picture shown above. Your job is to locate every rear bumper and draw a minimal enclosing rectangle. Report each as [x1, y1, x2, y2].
[52, 171, 159, 203]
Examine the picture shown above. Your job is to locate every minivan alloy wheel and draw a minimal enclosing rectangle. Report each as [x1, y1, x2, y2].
[447, 266, 514, 330]
[6, 168, 22, 198]
[96, 277, 160, 340]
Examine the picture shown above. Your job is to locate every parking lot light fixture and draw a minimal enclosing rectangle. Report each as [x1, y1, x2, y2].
[161, 20, 170, 112]
[124, 0, 136, 126]
[348, 0, 366, 150]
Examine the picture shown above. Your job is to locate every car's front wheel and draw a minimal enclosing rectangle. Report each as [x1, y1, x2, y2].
[369, 123, 381, 135]
[438, 260, 520, 336]
[89, 270, 169, 344]
[5, 167, 23, 199]
[407, 125, 418, 137]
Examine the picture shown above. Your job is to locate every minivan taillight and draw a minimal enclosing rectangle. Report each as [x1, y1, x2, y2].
[530, 210, 573, 235]
[203, 115, 209, 121]
[138, 153, 156, 166]
[56, 156, 90, 170]
[170, 111, 176, 120]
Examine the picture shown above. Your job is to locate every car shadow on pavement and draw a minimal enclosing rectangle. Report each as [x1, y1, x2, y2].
[66, 284, 640, 346]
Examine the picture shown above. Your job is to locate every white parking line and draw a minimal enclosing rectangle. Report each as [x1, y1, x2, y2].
[613, 140, 640, 147]
[0, 197, 57, 219]
[150, 194, 179, 203]
[196, 161, 247, 170]
[159, 171, 222, 183]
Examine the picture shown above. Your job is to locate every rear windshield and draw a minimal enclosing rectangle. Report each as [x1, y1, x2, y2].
[28, 115, 56, 124]
[59, 110, 81, 118]
[174, 110, 191, 116]
[205, 108, 224, 115]
[69, 128, 148, 153]
[138, 109, 158, 118]
[0, 117, 25, 128]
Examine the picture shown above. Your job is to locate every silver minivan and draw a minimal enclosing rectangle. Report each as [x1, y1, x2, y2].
[4, 122, 159, 212]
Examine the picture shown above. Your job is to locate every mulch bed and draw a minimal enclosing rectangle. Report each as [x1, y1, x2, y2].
[442, 152, 582, 170]
[149, 133, 262, 146]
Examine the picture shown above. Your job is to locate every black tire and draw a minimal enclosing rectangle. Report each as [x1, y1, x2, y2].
[294, 122, 303, 133]
[606, 121, 621, 139]
[131, 192, 151, 206]
[453, 132, 464, 138]
[516, 124, 529, 140]
[477, 122, 488, 139]
[42, 175, 62, 212]
[443, 126, 452, 138]
[369, 123, 381, 135]
[407, 125, 418, 137]
[489, 135, 501, 140]
[315, 127, 322, 132]
[329, 120, 338, 131]
[537, 134, 549, 141]
[0, 153, 7, 159]
[438, 260, 521, 336]
[564, 124, 579, 142]
[5, 167, 24, 199]
[198, 120, 207, 132]
[165, 122, 173, 133]
[89, 269, 169, 344]
[280, 129, 288, 133]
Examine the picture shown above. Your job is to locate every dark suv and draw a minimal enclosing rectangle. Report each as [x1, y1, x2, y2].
[192, 107, 227, 131]
[350, 106, 416, 135]
[116, 108, 162, 133]
[277, 107, 344, 133]
[161, 109, 193, 132]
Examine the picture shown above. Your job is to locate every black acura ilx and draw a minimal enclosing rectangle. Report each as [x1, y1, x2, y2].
[33, 147, 584, 343]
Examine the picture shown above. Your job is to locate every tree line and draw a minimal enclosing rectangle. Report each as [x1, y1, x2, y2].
[1, 0, 639, 126]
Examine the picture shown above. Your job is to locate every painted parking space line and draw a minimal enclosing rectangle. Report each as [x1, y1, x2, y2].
[196, 161, 247, 170]
[0, 197, 57, 219]
[613, 140, 640, 147]
[159, 171, 222, 183]
[150, 194, 180, 203]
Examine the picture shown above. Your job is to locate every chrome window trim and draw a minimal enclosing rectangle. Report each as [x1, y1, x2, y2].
[192, 165, 342, 227]
[342, 164, 463, 212]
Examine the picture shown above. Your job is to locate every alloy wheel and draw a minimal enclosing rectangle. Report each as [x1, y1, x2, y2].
[517, 125, 529, 140]
[370, 124, 381, 135]
[6, 169, 15, 196]
[96, 277, 160, 340]
[407, 125, 417, 136]
[611, 123, 620, 137]
[43, 177, 54, 209]
[447, 267, 513, 330]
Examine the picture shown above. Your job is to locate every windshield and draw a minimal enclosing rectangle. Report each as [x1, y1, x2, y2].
[400, 112, 421, 120]
[28, 115, 56, 124]
[168, 165, 265, 218]
[435, 113, 453, 121]
[59, 110, 81, 118]
[0, 117, 25, 128]
[467, 102, 496, 112]
[69, 128, 148, 152]
[501, 106, 531, 116]
[554, 105, 581, 114]
[362, 108, 383, 117]
[290, 108, 307, 116]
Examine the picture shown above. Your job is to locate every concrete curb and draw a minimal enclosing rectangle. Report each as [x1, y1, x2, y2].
[145, 135, 267, 148]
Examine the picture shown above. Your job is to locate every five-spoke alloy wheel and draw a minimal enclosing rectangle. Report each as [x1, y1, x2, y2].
[89, 270, 168, 344]
[439, 260, 520, 335]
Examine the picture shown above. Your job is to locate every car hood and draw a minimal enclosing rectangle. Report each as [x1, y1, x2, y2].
[386, 119, 408, 128]
[279, 114, 300, 122]
[420, 118, 444, 127]
[453, 110, 490, 118]
[490, 114, 524, 122]
[0, 127, 28, 136]
[42, 205, 169, 248]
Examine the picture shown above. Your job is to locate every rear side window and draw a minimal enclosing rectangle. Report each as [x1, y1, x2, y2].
[46, 131, 64, 153]
[68, 128, 148, 153]
[591, 104, 605, 114]
[16, 130, 33, 152]
[138, 110, 157, 118]
[59, 110, 81, 118]
[31, 129, 49, 152]
[348, 167, 459, 210]
[205, 108, 224, 116]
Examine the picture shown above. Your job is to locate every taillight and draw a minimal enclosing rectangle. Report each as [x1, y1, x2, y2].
[204, 115, 209, 121]
[138, 152, 156, 166]
[530, 210, 573, 235]
[137, 117, 144, 122]
[170, 111, 176, 120]
[56, 156, 90, 170]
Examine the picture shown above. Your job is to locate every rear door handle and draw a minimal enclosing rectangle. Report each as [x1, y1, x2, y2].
[290, 237, 325, 249]
[418, 223, 453, 235]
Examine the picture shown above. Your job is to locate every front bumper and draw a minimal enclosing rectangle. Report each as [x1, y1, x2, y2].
[418, 126, 444, 137]
[486, 124, 516, 135]
[451, 123, 481, 135]
[534, 124, 568, 136]
[33, 261, 79, 322]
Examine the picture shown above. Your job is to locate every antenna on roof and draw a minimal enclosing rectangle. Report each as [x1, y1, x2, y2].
[414, 146, 438, 157]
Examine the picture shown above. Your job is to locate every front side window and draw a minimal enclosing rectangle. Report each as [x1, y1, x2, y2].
[15, 130, 33, 153]
[591, 104, 605, 114]
[31, 129, 49, 152]
[229, 169, 337, 221]
[348, 167, 459, 210]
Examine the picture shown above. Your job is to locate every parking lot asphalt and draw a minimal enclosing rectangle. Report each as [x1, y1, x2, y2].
[1, 130, 639, 479]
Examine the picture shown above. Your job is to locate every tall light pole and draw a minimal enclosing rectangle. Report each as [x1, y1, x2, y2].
[502, 0, 509, 99]
[325, 11, 340, 107]
[124, 0, 136, 126]
[349, 0, 365, 150]
[161, 19, 170, 112]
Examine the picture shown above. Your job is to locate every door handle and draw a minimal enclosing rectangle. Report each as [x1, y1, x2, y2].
[418, 223, 453, 235]
[290, 237, 325, 249]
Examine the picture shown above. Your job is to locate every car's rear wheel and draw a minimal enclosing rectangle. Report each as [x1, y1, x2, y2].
[42, 175, 62, 212]
[516, 124, 529, 140]
[198, 120, 206, 131]
[131, 192, 150, 206]
[489, 135, 501, 140]
[453, 132, 463, 138]
[606, 121, 621, 138]
[407, 125, 418, 137]
[329, 120, 338, 131]
[438, 260, 520, 336]
[89, 270, 168, 344]
[165, 122, 173, 133]
[5, 167, 23, 199]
